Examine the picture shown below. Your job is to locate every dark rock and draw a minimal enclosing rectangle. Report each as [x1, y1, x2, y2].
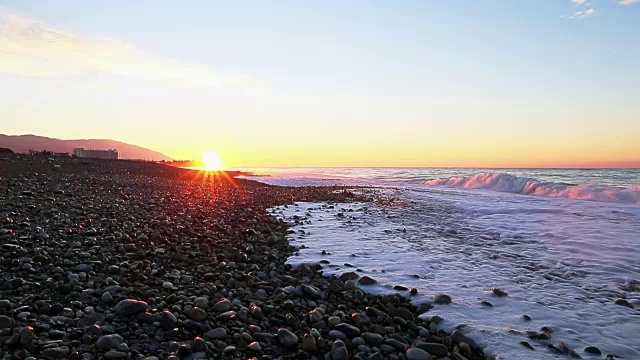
[584, 346, 601, 355]
[363, 332, 384, 346]
[339, 272, 359, 282]
[77, 312, 105, 327]
[204, 327, 227, 340]
[40, 346, 69, 359]
[520, 341, 535, 350]
[302, 334, 318, 354]
[331, 339, 348, 360]
[0, 315, 14, 329]
[277, 328, 298, 348]
[161, 310, 177, 329]
[114, 299, 148, 316]
[451, 330, 478, 350]
[406, 347, 432, 360]
[492, 288, 508, 297]
[416, 343, 448, 357]
[433, 294, 452, 305]
[358, 276, 377, 285]
[614, 298, 633, 308]
[96, 334, 124, 350]
[335, 323, 361, 337]
[212, 298, 231, 312]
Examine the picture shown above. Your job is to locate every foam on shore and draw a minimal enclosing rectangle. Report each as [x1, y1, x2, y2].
[274, 187, 640, 359]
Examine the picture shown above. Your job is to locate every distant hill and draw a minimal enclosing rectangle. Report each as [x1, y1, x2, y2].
[0, 134, 172, 161]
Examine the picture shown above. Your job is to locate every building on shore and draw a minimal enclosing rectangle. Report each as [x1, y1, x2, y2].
[29, 149, 54, 155]
[73, 148, 119, 160]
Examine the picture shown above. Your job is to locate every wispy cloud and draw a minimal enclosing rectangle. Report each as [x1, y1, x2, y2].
[0, 12, 220, 86]
[571, 0, 587, 5]
[620, 0, 640, 4]
[570, 8, 595, 19]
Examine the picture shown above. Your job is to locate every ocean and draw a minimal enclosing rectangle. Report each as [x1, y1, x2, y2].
[239, 168, 640, 359]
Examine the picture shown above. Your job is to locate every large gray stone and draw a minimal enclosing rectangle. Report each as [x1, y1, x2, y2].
[331, 340, 348, 360]
[335, 323, 361, 337]
[212, 299, 231, 312]
[416, 343, 448, 357]
[204, 327, 227, 340]
[277, 328, 298, 348]
[406, 347, 432, 360]
[0, 315, 14, 329]
[114, 299, 148, 316]
[96, 334, 124, 350]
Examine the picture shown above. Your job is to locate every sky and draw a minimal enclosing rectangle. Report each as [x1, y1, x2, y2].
[0, 0, 639, 168]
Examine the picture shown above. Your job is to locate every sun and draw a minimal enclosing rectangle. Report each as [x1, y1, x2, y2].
[202, 151, 223, 171]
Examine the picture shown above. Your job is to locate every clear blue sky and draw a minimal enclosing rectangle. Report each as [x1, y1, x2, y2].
[1, 1, 639, 167]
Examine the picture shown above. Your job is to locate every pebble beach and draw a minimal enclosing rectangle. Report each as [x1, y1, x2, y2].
[0, 154, 485, 360]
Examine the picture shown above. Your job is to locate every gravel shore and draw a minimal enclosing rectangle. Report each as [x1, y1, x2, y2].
[0, 155, 485, 360]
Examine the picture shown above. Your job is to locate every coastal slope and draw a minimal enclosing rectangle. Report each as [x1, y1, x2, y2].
[0, 134, 172, 161]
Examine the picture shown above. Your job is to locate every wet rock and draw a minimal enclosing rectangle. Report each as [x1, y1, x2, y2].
[189, 307, 207, 321]
[96, 334, 124, 350]
[19, 326, 35, 345]
[331, 339, 348, 360]
[492, 288, 508, 297]
[40, 346, 69, 359]
[416, 342, 448, 357]
[161, 310, 177, 329]
[339, 272, 359, 282]
[433, 294, 452, 304]
[358, 276, 377, 285]
[114, 299, 148, 315]
[309, 309, 323, 323]
[520, 341, 535, 350]
[0, 315, 14, 329]
[329, 330, 347, 340]
[389, 306, 414, 320]
[105, 351, 127, 359]
[101, 292, 114, 303]
[451, 330, 478, 350]
[193, 297, 208, 308]
[77, 312, 105, 327]
[614, 298, 633, 308]
[216, 310, 236, 321]
[363, 332, 384, 346]
[302, 334, 318, 354]
[247, 341, 261, 351]
[204, 327, 226, 340]
[335, 323, 361, 337]
[584, 346, 601, 355]
[212, 298, 231, 312]
[75, 264, 93, 272]
[277, 328, 299, 348]
[192, 337, 206, 352]
[406, 347, 432, 360]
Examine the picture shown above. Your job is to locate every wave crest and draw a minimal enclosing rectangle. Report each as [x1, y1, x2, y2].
[423, 172, 640, 204]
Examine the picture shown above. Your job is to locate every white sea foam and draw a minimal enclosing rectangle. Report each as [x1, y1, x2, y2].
[423, 172, 640, 204]
[273, 185, 640, 359]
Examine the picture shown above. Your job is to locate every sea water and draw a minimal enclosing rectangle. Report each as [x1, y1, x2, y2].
[239, 168, 640, 359]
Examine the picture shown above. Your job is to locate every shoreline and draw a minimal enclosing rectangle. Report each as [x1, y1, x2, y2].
[0, 154, 485, 360]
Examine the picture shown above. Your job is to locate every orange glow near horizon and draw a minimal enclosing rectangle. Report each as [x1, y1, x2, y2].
[159, 138, 640, 169]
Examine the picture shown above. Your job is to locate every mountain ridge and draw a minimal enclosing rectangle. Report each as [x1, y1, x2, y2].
[0, 134, 172, 161]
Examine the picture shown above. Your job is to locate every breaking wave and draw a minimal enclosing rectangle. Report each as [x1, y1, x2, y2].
[423, 172, 640, 204]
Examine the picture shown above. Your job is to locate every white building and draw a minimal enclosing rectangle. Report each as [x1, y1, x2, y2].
[73, 148, 119, 160]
